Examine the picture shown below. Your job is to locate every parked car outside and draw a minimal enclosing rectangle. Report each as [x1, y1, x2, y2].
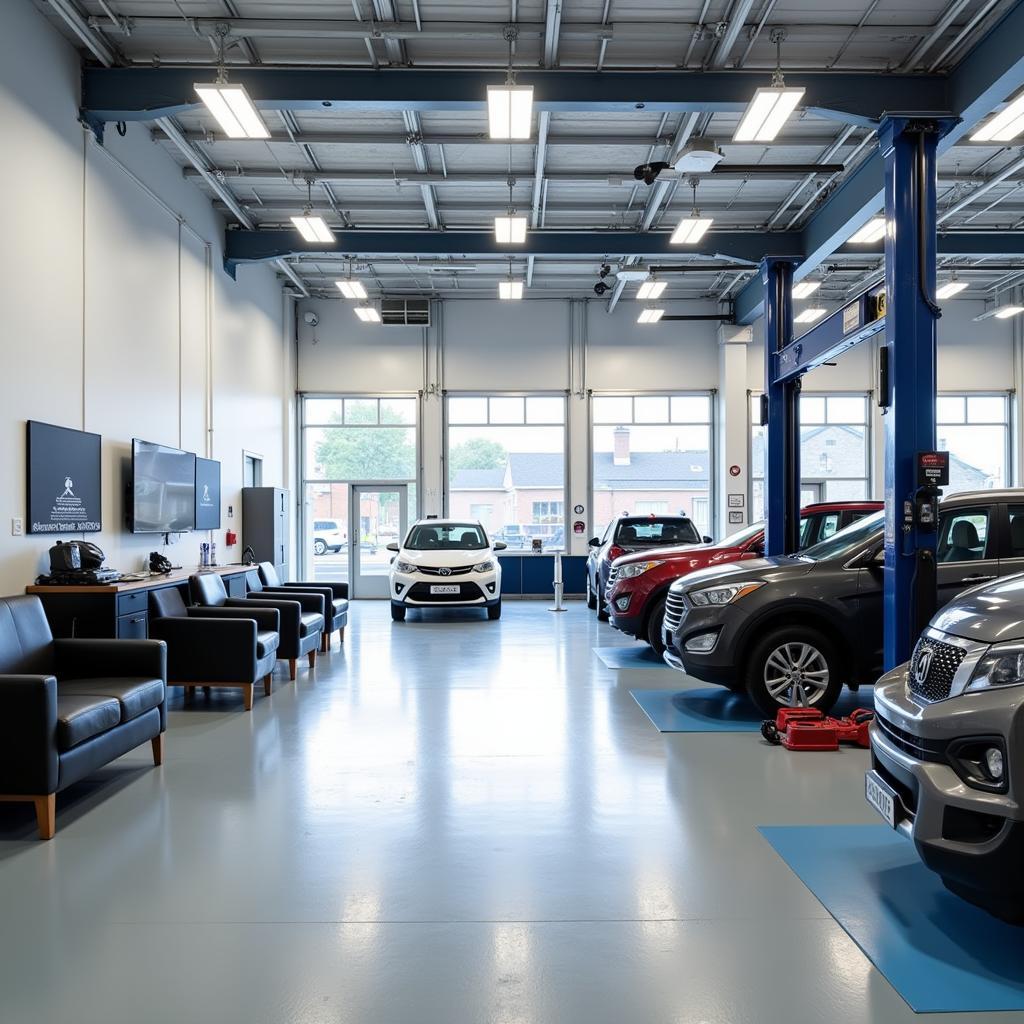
[492, 525, 528, 550]
[587, 515, 705, 621]
[663, 490, 1024, 715]
[608, 501, 881, 654]
[868, 571, 1024, 923]
[312, 518, 345, 556]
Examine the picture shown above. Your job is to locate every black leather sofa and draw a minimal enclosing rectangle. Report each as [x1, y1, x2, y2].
[190, 572, 324, 680]
[0, 594, 167, 839]
[252, 562, 349, 652]
[149, 588, 281, 710]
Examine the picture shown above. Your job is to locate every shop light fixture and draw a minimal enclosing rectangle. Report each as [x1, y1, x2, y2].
[849, 217, 886, 244]
[194, 83, 269, 139]
[487, 85, 534, 140]
[792, 280, 820, 299]
[354, 306, 381, 323]
[291, 214, 335, 243]
[637, 308, 665, 324]
[734, 87, 805, 143]
[336, 279, 368, 299]
[499, 280, 524, 300]
[794, 308, 827, 324]
[973, 304, 1024, 321]
[671, 179, 712, 244]
[971, 91, 1024, 143]
[936, 280, 968, 300]
[637, 279, 667, 300]
[494, 215, 527, 244]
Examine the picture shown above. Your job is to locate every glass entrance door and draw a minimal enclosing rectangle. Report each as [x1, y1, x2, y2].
[349, 484, 409, 598]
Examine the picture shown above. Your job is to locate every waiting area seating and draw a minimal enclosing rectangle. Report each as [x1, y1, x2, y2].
[251, 561, 349, 651]
[0, 594, 166, 839]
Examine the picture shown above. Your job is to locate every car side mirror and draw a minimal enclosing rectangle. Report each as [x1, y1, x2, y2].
[588, 537, 601, 547]
[493, 541, 507, 551]
[386, 542, 400, 552]
[702, 535, 713, 544]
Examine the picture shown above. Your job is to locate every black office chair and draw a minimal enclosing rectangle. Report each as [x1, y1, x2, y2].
[149, 587, 281, 711]
[944, 520, 982, 562]
[252, 562, 349, 652]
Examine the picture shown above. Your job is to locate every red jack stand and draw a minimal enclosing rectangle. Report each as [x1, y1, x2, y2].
[761, 708, 874, 750]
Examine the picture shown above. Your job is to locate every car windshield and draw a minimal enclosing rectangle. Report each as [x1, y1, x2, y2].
[405, 523, 488, 551]
[715, 522, 765, 548]
[614, 517, 700, 546]
[801, 510, 883, 562]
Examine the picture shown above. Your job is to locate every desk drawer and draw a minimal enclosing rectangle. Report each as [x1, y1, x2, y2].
[117, 590, 148, 617]
[117, 612, 148, 639]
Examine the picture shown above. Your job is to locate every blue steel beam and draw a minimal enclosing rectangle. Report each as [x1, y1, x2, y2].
[79, 67, 949, 136]
[735, 0, 1024, 325]
[222, 228, 799, 276]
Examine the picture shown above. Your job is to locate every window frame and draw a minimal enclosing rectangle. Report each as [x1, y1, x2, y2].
[936, 390, 1013, 491]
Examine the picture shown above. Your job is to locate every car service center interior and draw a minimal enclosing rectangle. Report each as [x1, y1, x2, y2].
[7, 0, 1024, 1020]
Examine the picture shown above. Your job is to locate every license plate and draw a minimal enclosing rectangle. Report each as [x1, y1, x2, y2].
[865, 770, 898, 828]
[430, 585, 460, 595]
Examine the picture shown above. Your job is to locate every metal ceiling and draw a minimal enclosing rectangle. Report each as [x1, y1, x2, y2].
[36, 0, 1024, 308]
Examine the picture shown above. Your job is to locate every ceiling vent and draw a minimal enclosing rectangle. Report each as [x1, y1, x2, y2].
[381, 298, 431, 326]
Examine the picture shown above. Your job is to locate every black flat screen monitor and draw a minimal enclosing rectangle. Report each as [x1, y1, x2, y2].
[194, 457, 221, 530]
[131, 439, 196, 534]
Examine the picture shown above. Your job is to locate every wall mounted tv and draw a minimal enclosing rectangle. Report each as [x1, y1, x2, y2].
[131, 439, 197, 534]
[194, 457, 221, 530]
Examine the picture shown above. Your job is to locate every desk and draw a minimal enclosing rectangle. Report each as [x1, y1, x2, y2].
[26, 565, 252, 639]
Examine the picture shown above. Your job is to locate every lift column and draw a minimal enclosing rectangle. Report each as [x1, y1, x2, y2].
[762, 257, 802, 555]
[880, 115, 957, 669]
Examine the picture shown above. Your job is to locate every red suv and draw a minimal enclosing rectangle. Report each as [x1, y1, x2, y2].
[606, 501, 882, 654]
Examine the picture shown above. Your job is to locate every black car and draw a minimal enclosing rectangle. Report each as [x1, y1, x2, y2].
[586, 515, 705, 620]
[663, 490, 1024, 715]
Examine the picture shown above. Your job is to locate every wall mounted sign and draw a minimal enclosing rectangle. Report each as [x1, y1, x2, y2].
[728, 511, 744, 524]
[728, 493, 744, 508]
[194, 457, 222, 530]
[27, 420, 102, 534]
[573, 520, 585, 534]
[573, 504, 584, 515]
[843, 302, 861, 334]
[729, 465, 741, 477]
[917, 451, 950, 487]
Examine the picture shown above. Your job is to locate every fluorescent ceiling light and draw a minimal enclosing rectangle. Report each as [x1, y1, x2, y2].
[336, 280, 367, 299]
[194, 83, 269, 139]
[494, 215, 527, 243]
[849, 217, 886, 244]
[794, 308, 827, 324]
[487, 85, 534, 140]
[637, 280, 667, 299]
[995, 305, 1024, 319]
[734, 87, 805, 143]
[971, 92, 1024, 143]
[637, 308, 665, 324]
[670, 217, 713, 244]
[354, 306, 381, 323]
[499, 280, 523, 300]
[291, 215, 335, 243]
[936, 281, 968, 299]
[792, 281, 820, 299]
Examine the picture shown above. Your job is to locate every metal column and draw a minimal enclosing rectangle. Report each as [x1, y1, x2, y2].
[880, 115, 957, 669]
[762, 257, 801, 555]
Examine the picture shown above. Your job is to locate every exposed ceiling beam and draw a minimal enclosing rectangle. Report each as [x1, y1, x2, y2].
[543, 0, 563, 68]
[707, 0, 758, 69]
[212, 199, 785, 215]
[49, 0, 118, 66]
[898, 0, 972, 71]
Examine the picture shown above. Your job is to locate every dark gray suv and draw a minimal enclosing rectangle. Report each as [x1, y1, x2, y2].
[663, 490, 1024, 715]
[868, 572, 1024, 923]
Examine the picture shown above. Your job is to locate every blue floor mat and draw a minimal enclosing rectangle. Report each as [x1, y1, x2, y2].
[630, 687, 874, 733]
[593, 646, 670, 669]
[760, 824, 1024, 1013]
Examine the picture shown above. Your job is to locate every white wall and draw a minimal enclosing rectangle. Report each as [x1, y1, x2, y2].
[0, 1, 290, 594]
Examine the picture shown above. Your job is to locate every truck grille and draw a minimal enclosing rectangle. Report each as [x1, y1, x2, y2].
[907, 636, 966, 703]
[663, 591, 687, 634]
[874, 711, 948, 763]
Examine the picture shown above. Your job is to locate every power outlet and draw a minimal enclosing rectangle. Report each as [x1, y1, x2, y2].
[11, 517, 24, 537]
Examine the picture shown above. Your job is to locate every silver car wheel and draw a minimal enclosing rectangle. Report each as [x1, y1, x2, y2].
[763, 642, 830, 706]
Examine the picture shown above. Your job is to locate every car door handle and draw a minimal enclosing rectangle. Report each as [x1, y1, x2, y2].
[959, 574, 996, 584]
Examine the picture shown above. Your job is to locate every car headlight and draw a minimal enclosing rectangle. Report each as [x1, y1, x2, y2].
[472, 560, 495, 573]
[395, 561, 417, 574]
[966, 642, 1024, 692]
[616, 560, 663, 580]
[688, 581, 765, 607]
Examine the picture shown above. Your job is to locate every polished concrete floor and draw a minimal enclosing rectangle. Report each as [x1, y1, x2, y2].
[0, 602, 1019, 1023]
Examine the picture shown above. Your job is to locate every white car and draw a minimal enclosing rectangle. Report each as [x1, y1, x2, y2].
[387, 519, 507, 621]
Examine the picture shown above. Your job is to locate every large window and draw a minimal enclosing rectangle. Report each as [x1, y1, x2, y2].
[751, 393, 870, 519]
[302, 396, 418, 581]
[446, 395, 566, 550]
[592, 393, 713, 539]
[937, 393, 1010, 492]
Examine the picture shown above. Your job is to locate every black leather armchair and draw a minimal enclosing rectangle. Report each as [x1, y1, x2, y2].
[0, 594, 166, 839]
[189, 572, 324, 680]
[252, 562, 349, 652]
[149, 588, 281, 711]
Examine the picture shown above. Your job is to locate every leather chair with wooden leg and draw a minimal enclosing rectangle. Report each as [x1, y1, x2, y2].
[189, 572, 323, 681]
[251, 562, 349, 652]
[148, 588, 281, 711]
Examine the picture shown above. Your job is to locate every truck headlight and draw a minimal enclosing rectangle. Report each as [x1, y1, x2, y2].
[616, 560, 663, 579]
[688, 581, 764, 607]
[966, 642, 1024, 692]
[395, 561, 417, 574]
[473, 560, 495, 573]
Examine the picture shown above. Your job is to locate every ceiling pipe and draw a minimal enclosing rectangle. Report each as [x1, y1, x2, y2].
[49, 0, 117, 65]
[706, 0, 757, 69]
[898, 0, 971, 71]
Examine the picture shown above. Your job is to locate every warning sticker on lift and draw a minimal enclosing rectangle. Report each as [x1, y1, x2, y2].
[842, 303, 861, 334]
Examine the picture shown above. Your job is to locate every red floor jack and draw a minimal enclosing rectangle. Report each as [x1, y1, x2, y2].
[760, 707, 874, 751]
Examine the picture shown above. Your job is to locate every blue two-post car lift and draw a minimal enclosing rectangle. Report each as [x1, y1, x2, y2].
[761, 114, 958, 671]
